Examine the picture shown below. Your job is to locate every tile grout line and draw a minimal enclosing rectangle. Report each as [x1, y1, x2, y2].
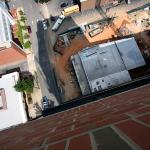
[126, 113, 150, 127]
[41, 138, 48, 147]
[65, 138, 70, 150]
[111, 125, 143, 150]
[132, 118, 150, 128]
[89, 132, 98, 150]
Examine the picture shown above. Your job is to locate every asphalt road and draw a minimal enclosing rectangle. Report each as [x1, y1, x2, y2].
[8, 0, 61, 104]
[36, 22, 61, 103]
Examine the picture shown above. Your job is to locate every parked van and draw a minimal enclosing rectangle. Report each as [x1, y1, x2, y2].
[52, 15, 65, 32]
[61, 5, 79, 17]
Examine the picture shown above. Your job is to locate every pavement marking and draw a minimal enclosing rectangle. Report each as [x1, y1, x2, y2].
[37, 19, 39, 22]
[31, 21, 34, 25]
[12, 4, 15, 8]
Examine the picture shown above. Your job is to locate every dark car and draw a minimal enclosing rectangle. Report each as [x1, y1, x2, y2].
[27, 26, 32, 33]
[50, 15, 59, 22]
[60, 2, 68, 8]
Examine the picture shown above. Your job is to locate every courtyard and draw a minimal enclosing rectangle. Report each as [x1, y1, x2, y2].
[50, 1, 150, 101]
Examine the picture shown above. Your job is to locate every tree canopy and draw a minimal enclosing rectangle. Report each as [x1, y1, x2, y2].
[14, 78, 34, 93]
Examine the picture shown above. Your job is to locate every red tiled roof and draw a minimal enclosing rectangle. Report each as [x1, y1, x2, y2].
[0, 42, 26, 66]
[0, 84, 150, 150]
[10, 9, 17, 20]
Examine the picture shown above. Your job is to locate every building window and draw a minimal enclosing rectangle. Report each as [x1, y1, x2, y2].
[0, 88, 7, 110]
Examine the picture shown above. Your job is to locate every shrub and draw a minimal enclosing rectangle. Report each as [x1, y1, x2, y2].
[24, 41, 31, 49]
[24, 33, 30, 39]
[16, 21, 24, 45]
[14, 78, 34, 93]
[21, 25, 27, 30]
[19, 10, 24, 15]
[20, 16, 27, 22]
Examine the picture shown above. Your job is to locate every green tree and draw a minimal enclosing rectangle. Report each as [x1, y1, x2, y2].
[19, 10, 24, 15]
[16, 21, 24, 45]
[14, 78, 34, 93]
[24, 33, 30, 39]
[24, 41, 31, 49]
[20, 16, 27, 22]
[21, 25, 27, 30]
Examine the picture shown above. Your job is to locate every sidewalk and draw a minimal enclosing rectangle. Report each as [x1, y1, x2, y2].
[39, 3, 50, 19]
[27, 53, 43, 118]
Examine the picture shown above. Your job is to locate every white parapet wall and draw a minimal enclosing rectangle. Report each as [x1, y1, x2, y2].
[0, 72, 27, 131]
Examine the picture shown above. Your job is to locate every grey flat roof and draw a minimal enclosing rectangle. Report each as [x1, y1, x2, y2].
[116, 38, 146, 70]
[90, 70, 131, 93]
[71, 37, 145, 95]
[79, 44, 126, 81]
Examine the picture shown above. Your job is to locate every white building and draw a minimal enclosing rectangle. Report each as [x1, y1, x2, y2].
[0, 72, 27, 131]
[0, 1, 15, 46]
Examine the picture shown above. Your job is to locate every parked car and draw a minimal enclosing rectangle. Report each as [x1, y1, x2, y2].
[27, 26, 32, 33]
[42, 19, 49, 30]
[50, 15, 58, 22]
[60, 2, 68, 8]
[42, 96, 50, 110]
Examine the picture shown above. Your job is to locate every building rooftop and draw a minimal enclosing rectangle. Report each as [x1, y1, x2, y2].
[0, 83, 149, 150]
[0, 72, 27, 131]
[0, 41, 26, 67]
[71, 37, 146, 95]
[0, 2, 15, 45]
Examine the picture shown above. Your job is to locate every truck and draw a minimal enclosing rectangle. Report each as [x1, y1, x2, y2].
[52, 14, 65, 32]
[61, 5, 79, 17]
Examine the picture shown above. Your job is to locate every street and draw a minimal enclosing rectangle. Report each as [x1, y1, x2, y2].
[8, 0, 61, 105]
[36, 22, 61, 103]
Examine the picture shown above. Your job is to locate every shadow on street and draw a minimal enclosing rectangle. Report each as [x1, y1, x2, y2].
[36, 21, 62, 103]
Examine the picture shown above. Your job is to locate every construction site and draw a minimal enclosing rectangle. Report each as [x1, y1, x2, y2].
[51, 0, 150, 101]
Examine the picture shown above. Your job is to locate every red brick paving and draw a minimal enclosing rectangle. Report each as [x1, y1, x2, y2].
[0, 84, 149, 150]
[129, 106, 150, 116]
[134, 106, 150, 114]
[68, 134, 92, 150]
[137, 114, 150, 126]
[116, 120, 150, 150]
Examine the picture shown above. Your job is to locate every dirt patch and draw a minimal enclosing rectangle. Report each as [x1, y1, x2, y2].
[54, 36, 90, 100]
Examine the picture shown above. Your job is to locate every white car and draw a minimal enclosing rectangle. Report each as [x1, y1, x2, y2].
[42, 19, 49, 30]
